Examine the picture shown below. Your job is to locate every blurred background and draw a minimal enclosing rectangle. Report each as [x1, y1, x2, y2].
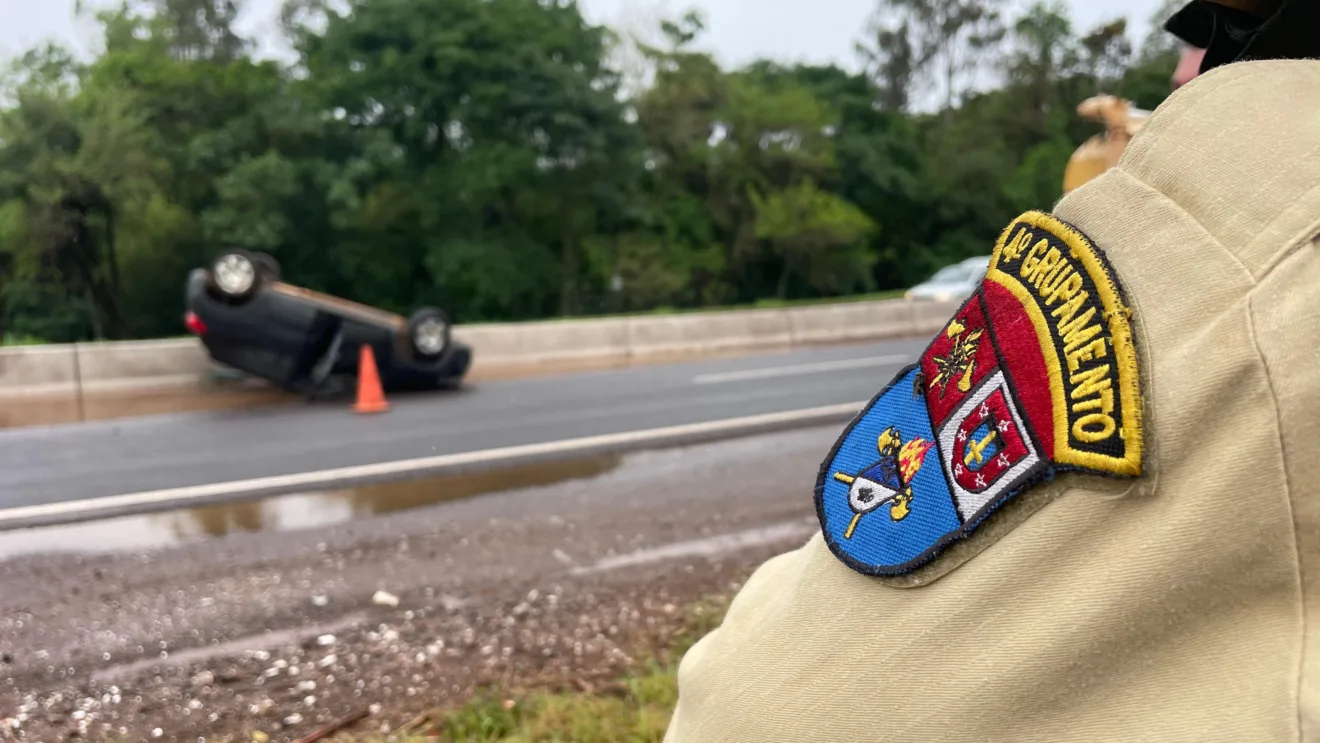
[0, 2, 1191, 740]
[0, 0, 1181, 346]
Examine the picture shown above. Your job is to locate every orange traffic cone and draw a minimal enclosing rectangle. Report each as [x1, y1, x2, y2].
[354, 344, 390, 414]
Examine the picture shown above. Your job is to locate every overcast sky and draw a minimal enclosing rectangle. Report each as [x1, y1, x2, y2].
[0, 0, 1166, 75]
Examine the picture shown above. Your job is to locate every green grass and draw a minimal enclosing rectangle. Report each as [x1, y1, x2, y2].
[413, 680, 675, 743]
[352, 596, 731, 743]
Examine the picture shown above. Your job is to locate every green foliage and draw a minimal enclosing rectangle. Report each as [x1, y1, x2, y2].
[0, 0, 1182, 341]
[752, 180, 877, 298]
[421, 685, 674, 743]
[437, 693, 525, 741]
[3, 277, 93, 342]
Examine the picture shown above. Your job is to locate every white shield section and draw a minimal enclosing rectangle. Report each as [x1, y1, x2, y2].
[848, 476, 900, 515]
[938, 369, 1041, 522]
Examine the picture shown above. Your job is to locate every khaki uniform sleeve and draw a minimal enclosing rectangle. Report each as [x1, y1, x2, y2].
[1249, 236, 1320, 734]
[663, 59, 1320, 743]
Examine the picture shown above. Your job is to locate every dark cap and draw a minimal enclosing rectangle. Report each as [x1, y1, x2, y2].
[1164, 0, 1318, 75]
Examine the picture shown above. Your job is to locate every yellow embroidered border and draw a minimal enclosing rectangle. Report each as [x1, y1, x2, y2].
[986, 210, 1144, 477]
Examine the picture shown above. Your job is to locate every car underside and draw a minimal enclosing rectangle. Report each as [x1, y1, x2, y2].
[185, 249, 472, 398]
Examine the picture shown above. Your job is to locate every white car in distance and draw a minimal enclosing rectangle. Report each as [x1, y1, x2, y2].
[904, 256, 991, 303]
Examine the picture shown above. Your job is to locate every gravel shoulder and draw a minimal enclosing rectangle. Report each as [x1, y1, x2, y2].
[0, 425, 839, 742]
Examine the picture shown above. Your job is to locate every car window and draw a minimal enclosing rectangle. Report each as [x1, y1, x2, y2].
[928, 265, 967, 282]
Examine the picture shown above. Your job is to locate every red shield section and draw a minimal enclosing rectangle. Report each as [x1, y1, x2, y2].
[948, 386, 1031, 494]
[921, 296, 999, 429]
[936, 369, 1045, 522]
[980, 279, 1055, 459]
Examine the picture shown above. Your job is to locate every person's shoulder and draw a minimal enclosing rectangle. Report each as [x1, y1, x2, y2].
[1128, 59, 1320, 161]
[1075, 59, 1320, 279]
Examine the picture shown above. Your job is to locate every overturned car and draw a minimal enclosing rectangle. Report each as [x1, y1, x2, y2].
[184, 249, 471, 397]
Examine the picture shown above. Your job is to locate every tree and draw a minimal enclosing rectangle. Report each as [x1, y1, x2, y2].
[856, 14, 918, 111]
[624, 11, 731, 307]
[863, 0, 1008, 117]
[1080, 19, 1132, 88]
[1002, 1, 1077, 139]
[1138, 0, 1190, 63]
[752, 180, 877, 298]
[76, 1, 349, 336]
[1117, 0, 1185, 111]
[296, 0, 641, 319]
[0, 0, 1185, 341]
[0, 43, 170, 339]
[150, 0, 247, 61]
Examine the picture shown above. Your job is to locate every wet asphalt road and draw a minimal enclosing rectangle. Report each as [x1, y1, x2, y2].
[0, 337, 928, 511]
[0, 425, 839, 742]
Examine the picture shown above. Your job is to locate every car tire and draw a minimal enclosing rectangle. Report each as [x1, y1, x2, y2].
[206, 249, 264, 303]
[252, 251, 281, 281]
[408, 307, 451, 360]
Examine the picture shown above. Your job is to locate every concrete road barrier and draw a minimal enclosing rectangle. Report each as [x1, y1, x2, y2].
[785, 300, 918, 345]
[627, 308, 794, 359]
[0, 344, 80, 398]
[0, 339, 220, 399]
[455, 316, 631, 372]
[74, 338, 215, 393]
[0, 296, 963, 407]
[911, 298, 965, 335]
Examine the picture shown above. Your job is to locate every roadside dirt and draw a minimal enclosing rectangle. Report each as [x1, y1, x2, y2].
[0, 425, 837, 742]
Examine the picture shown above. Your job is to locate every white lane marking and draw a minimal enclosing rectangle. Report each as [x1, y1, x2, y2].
[692, 354, 911, 385]
[570, 520, 816, 576]
[0, 401, 866, 530]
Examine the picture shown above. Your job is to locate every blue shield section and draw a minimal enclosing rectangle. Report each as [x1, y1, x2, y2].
[817, 366, 961, 574]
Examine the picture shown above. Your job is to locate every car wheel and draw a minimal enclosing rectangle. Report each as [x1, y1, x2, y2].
[206, 249, 263, 302]
[252, 251, 281, 281]
[408, 307, 451, 360]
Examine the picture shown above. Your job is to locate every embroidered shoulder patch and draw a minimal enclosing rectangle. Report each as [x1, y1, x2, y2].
[816, 210, 1144, 577]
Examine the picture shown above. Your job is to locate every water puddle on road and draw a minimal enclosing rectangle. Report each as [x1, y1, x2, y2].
[0, 455, 622, 561]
